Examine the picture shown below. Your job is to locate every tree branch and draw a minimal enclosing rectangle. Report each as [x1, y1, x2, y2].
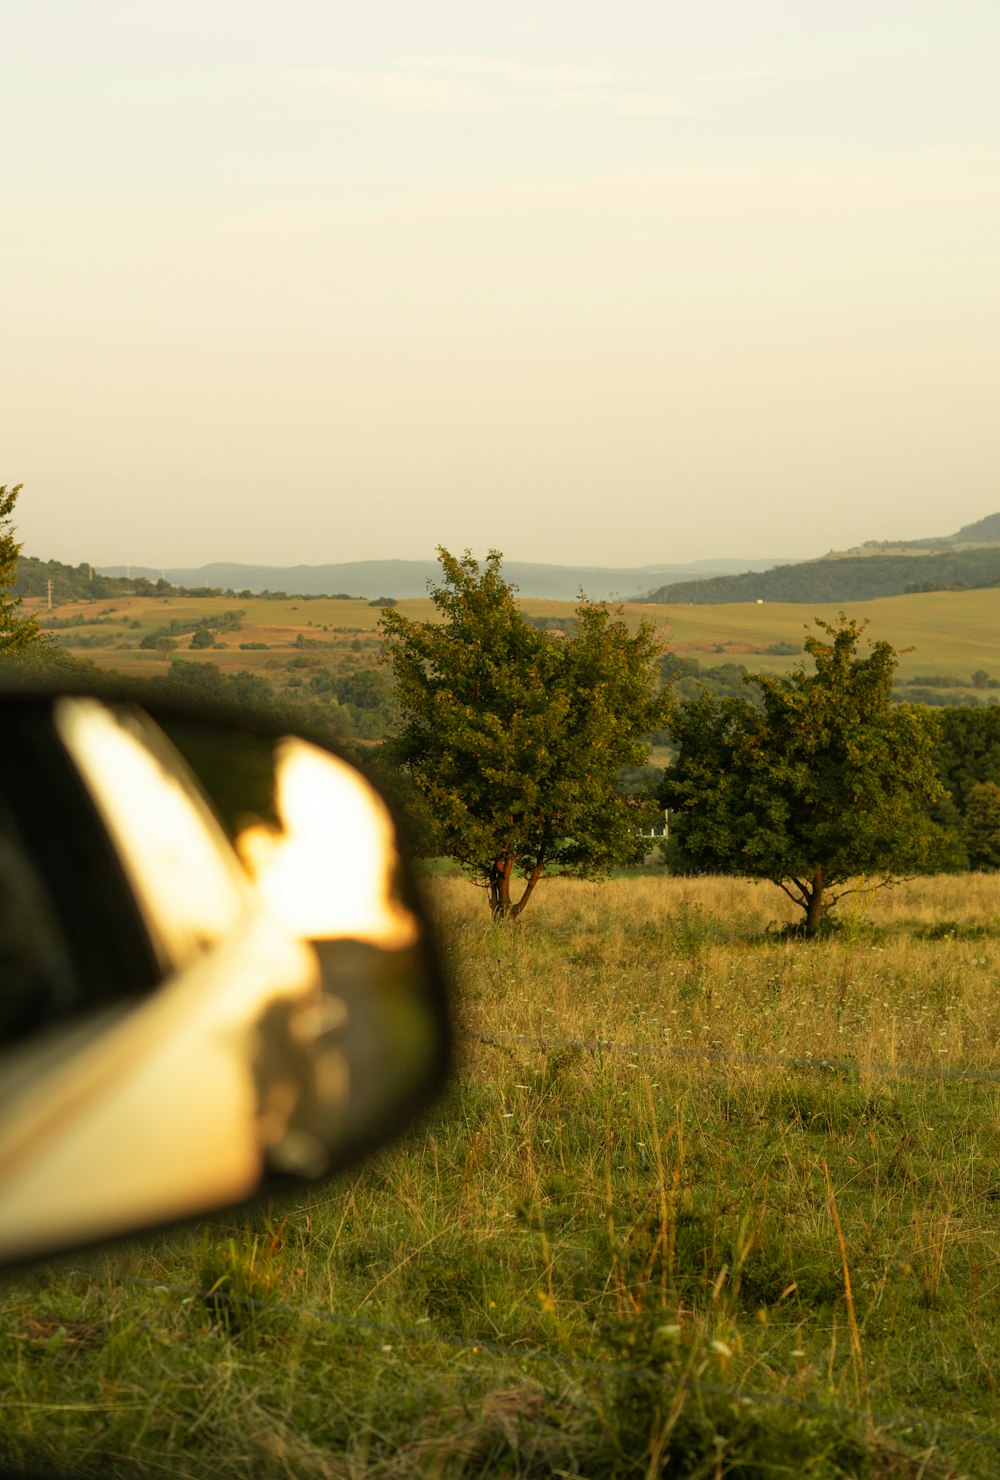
[826, 875, 908, 907]
[775, 878, 808, 908]
[511, 846, 548, 919]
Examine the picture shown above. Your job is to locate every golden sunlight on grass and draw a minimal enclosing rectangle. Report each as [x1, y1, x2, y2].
[3, 870, 1000, 1476]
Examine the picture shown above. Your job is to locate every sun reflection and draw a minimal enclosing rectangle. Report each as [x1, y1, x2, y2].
[237, 739, 420, 950]
[53, 696, 246, 970]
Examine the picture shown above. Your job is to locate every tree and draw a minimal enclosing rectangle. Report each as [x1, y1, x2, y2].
[660, 616, 943, 935]
[965, 781, 1000, 870]
[933, 705, 1000, 812]
[380, 548, 669, 917]
[921, 704, 1000, 869]
[0, 484, 43, 657]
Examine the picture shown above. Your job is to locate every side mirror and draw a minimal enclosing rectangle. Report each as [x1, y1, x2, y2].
[0, 685, 449, 1265]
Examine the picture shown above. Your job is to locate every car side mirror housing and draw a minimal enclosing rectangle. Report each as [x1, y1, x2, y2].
[0, 684, 449, 1266]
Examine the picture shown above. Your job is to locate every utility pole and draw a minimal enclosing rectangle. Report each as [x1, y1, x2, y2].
[46, 579, 53, 611]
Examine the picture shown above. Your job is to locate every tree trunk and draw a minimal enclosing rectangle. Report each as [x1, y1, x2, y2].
[804, 866, 825, 937]
[509, 859, 545, 920]
[487, 855, 513, 918]
[487, 853, 547, 919]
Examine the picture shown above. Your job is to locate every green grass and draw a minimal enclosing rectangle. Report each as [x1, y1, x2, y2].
[3, 873, 1000, 1475]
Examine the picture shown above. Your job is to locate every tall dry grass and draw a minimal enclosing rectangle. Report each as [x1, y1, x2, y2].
[430, 871, 1000, 1079]
[2, 869, 1000, 1477]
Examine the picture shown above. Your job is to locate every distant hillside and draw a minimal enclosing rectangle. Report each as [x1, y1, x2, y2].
[641, 523, 1000, 605]
[835, 509, 1000, 557]
[14, 554, 284, 604]
[93, 555, 797, 603]
[15, 555, 183, 602]
[952, 512, 1000, 544]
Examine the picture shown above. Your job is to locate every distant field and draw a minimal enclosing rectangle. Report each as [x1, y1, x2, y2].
[26, 594, 387, 681]
[27, 586, 1000, 693]
[656, 587, 1000, 688]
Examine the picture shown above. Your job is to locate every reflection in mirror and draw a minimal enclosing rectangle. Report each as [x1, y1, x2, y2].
[158, 712, 449, 1185]
[226, 737, 440, 1178]
[53, 696, 247, 972]
[0, 796, 78, 1047]
[0, 695, 165, 1039]
[236, 738, 419, 949]
[0, 692, 449, 1266]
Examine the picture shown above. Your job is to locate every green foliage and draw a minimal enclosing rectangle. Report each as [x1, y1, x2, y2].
[16, 553, 164, 602]
[660, 656, 758, 705]
[651, 657, 757, 748]
[642, 544, 1000, 605]
[526, 613, 579, 634]
[661, 616, 945, 933]
[148, 658, 292, 715]
[296, 666, 398, 740]
[0, 485, 44, 658]
[14, 554, 234, 603]
[195, 1232, 288, 1341]
[927, 705, 1000, 868]
[381, 548, 669, 916]
[964, 781, 1000, 870]
[139, 630, 177, 652]
[933, 705, 1000, 812]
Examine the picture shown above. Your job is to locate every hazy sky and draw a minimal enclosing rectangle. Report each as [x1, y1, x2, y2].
[4, 1, 999, 569]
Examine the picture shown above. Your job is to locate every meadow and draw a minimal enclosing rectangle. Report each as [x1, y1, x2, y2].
[2, 872, 1000, 1477]
[25, 585, 1000, 694]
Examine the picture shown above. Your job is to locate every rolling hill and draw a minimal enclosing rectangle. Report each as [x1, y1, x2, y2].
[640, 517, 1000, 604]
[88, 555, 795, 602]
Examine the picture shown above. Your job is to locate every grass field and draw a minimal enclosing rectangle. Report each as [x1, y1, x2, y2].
[25, 586, 1000, 695]
[3, 872, 1000, 1476]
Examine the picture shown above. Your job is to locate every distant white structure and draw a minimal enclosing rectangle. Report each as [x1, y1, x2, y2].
[636, 809, 669, 841]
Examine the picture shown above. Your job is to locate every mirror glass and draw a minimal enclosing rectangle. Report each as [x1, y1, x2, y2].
[0, 691, 448, 1266]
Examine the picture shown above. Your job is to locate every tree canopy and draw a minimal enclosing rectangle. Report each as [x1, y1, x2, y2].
[0, 485, 44, 658]
[380, 548, 669, 917]
[641, 547, 1000, 606]
[660, 616, 944, 934]
[928, 706, 1000, 869]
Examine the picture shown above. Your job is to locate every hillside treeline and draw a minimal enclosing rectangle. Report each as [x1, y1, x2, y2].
[641, 546, 1000, 604]
[13, 555, 323, 603]
[14, 556, 239, 603]
[661, 654, 996, 711]
[128, 658, 395, 744]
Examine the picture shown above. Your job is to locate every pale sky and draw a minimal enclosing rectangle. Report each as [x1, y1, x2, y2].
[3, 1, 999, 570]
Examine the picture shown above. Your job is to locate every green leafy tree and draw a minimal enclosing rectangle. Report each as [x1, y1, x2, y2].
[932, 705, 1000, 810]
[380, 548, 669, 917]
[660, 616, 943, 935]
[0, 484, 43, 657]
[965, 781, 1000, 870]
[924, 705, 1000, 868]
